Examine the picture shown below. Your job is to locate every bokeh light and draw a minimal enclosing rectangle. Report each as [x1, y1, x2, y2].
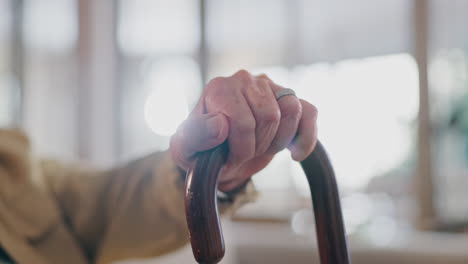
[144, 57, 201, 136]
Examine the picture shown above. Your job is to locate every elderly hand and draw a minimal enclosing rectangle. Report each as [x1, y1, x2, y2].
[169, 70, 318, 192]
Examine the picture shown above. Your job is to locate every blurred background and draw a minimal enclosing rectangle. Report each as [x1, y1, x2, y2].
[1, 0, 468, 263]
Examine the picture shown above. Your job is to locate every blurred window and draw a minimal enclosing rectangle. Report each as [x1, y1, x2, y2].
[22, 0, 79, 159]
[206, 0, 288, 76]
[23, 0, 77, 52]
[428, 0, 468, 224]
[118, 0, 199, 56]
[0, 0, 13, 126]
[250, 54, 419, 193]
[297, 0, 411, 62]
[206, 0, 411, 77]
[117, 0, 201, 160]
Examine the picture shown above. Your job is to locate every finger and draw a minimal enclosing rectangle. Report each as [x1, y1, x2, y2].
[223, 98, 256, 168]
[289, 99, 318, 161]
[242, 79, 281, 155]
[169, 113, 229, 170]
[231, 69, 253, 88]
[267, 85, 302, 154]
[218, 154, 274, 191]
[255, 73, 271, 81]
[204, 82, 256, 168]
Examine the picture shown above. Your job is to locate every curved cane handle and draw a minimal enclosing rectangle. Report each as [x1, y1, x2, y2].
[185, 141, 350, 264]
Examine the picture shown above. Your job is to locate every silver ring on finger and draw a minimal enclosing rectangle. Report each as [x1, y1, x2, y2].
[274, 88, 296, 101]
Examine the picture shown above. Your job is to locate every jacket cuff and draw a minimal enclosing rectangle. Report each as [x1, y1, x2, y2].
[158, 151, 257, 218]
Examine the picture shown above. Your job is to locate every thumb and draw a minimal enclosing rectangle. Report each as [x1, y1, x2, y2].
[170, 113, 229, 169]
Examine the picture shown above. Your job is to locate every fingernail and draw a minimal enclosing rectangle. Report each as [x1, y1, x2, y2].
[206, 114, 223, 138]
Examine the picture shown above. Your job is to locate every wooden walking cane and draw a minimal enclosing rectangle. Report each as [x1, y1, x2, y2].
[185, 140, 350, 264]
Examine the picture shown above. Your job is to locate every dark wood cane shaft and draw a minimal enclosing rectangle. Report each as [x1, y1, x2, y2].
[301, 141, 350, 264]
[185, 142, 228, 264]
[185, 141, 350, 264]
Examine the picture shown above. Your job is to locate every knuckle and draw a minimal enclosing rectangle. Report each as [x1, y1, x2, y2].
[234, 69, 250, 78]
[256, 73, 271, 81]
[255, 78, 270, 89]
[311, 106, 318, 119]
[262, 108, 281, 124]
[310, 107, 318, 120]
[301, 99, 318, 117]
[246, 80, 269, 96]
[232, 69, 252, 83]
[206, 77, 226, 90]
[205, 82, 230, 105]
[308, 102, 319, 117]
[281, 98, 302, 119]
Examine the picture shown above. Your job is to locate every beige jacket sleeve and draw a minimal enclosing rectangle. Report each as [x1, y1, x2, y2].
[41, 151, 256, 264]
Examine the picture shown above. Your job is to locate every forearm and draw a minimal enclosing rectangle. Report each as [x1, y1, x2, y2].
[43, 150, 256, 263]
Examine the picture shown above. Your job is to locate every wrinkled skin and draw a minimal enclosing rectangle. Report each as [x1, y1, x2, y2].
[170, 70, 318, 191]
